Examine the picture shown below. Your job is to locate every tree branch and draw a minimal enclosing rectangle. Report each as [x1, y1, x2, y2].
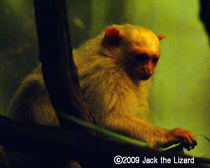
[33, 0, 94, 128]
[0, 115, 209, 167]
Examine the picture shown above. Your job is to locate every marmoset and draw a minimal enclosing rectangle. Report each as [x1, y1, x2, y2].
[6, 24, 197, 168]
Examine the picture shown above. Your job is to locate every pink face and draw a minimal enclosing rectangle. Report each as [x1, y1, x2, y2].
[126, 44, 160, 80]
[100, 26, 164, 81]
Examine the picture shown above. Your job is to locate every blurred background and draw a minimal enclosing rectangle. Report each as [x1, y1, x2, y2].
[0, 0, 209, 157]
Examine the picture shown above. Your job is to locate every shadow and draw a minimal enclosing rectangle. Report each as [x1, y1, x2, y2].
[200, 0, 210, 40]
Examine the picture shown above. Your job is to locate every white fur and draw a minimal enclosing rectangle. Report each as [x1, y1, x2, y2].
[73, 24, 158, 125]
[6, 24, 175, 168]
[72, 24, 168, 146]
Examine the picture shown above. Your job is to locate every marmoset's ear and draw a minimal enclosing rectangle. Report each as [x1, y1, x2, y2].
[101, 27, 122, 48]
[157, 34, 164, 41]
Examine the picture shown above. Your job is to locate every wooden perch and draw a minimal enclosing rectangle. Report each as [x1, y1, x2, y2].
[33, 0, 94, 127]
[0, 115, 209, 168]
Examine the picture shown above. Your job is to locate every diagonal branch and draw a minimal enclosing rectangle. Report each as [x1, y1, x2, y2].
[1, 115, 209, 167]
[33, 0, 94, 128]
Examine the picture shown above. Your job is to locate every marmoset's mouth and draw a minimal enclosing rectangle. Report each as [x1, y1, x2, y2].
[138, 74, 151, 80]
